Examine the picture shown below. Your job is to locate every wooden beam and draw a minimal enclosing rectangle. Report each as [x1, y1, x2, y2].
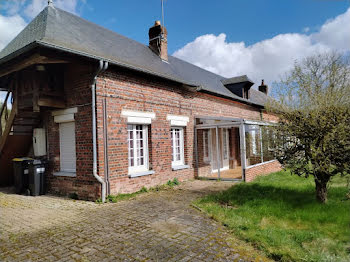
[0, 54, 69, 78]
[0, 99, 17, 153]
[37, 97, 66, 108]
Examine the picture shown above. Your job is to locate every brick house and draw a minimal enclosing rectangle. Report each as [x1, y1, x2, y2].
[0, 5, 280, 201]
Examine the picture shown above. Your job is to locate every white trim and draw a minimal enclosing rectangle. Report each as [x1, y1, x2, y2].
[121, 110, 155, 119]
[172, 164, 190, 171]
[127, 116, 152, 124]
[129, 170, 155, 178]
[52, 107, 78, 116]
[167, 115, 189, 127]
[244, 120, 275, 126]
[54, 114, 75, 123]
[122, 110, 155, 124]
[170, 120, 188, 126]
[246, 159, 277, 169]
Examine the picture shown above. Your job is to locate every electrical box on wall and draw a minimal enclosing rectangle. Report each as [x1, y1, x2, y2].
[33, 128, 47, 157]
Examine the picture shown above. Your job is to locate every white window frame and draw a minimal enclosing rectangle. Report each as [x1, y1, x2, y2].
[128, 124, 149, 174]
[203, 130, 210, 162]
[171, 127, 185, 167]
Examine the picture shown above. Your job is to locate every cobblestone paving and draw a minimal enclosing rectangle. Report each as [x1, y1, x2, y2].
[0, 180, 270, 262]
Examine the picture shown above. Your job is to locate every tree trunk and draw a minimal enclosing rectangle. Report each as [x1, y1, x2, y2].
[315, 179, 328, 203]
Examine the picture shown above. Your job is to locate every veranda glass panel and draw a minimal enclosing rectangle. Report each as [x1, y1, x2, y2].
[261, 126, 275, 162]
[196, 127, 242, 180]
[245, 125, 262, 166]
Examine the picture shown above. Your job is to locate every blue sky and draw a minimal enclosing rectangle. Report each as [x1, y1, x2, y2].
[82, 0, 349, 54]
[0, 0, 349, 86]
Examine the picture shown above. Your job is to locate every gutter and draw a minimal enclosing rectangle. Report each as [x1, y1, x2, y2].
[91, 60, 108, 202]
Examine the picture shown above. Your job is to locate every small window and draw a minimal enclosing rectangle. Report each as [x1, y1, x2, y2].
[128, 124, 149, 173]
[59, 122, 76, 173]
[171, 127, 185, 167]
[203, 130, 210, 162]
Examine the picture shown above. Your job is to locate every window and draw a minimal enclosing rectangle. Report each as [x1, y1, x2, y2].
[245, 125, 262, 166]
[59, 121, 76, 173]
[262, 126, 275, 162]
[171, 127, 184, 166]
[203, 130, 210, 162]
[245, 124, 277, 167]
[128, 124, 149, 173]
[223, 128, 229, 160]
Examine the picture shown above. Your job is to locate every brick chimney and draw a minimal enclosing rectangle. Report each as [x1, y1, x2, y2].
[149, 21, 168, 61]
[258, 79, 268, 95]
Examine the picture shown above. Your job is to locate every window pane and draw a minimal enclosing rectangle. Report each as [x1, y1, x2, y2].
[245, 125, 262, 166]
[171, 128, 184, 164]
[128, 124, 148, 169]
[262, 126, 275, 162]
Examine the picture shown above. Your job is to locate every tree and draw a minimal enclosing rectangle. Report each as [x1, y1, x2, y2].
[268, 52, 350, 203]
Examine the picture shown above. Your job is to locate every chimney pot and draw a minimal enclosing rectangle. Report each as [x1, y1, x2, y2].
[149, 21, 168, 61]
[258, 79, 268, 95]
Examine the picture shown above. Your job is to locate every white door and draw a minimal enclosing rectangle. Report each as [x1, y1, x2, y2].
[222, 128, 229, 170]
[210, 128, 229, 173]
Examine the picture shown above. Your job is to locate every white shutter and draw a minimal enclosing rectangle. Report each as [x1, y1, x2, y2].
[59, 122, 76, 172]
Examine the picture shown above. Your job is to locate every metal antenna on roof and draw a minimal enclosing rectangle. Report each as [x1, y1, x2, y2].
[48, 0, 53, 6]
[161, 0, 165, 38]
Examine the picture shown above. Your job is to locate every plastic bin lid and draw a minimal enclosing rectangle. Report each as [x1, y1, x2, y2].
[12, 157, 34, 162]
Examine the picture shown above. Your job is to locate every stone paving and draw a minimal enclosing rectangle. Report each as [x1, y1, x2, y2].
[0, 180, 270, 262]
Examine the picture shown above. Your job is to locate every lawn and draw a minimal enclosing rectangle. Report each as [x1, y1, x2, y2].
[194, 171, 350, 262]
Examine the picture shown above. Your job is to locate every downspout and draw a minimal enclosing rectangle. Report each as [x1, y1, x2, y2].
[91, 60, 108, 202]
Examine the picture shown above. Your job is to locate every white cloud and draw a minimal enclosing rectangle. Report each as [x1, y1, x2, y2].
[302, 27, 310, 33]
[24, 0, 80, 19]
[0, 0, 85, 51]
[0, 14, 27, 50]
[173, 8, 350, 86]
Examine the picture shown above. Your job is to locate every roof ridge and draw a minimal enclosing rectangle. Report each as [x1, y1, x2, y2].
[48, 6, 228, 81]
[49, 6, 151, 51]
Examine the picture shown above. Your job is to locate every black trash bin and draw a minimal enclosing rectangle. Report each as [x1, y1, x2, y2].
[28, 159, 47, 196]
[12, 158, 33, 194]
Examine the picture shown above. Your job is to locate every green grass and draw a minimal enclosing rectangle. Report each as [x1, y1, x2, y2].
[194, 171, 350, 262]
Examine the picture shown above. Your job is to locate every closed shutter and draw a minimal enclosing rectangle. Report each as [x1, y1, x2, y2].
[59, 122, 76, 172]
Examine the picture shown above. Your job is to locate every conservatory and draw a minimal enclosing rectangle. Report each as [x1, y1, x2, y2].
[195, 117, 277, 181]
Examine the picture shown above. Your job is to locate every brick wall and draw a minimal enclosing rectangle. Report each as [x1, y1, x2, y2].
[245, 160, 282, 182]
[43, 62, 281, 200]
[95, 66, 279, 194]
[46, 64, 100, 200]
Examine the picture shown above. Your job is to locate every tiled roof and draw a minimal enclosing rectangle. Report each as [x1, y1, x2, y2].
[0, 6, 269, 107]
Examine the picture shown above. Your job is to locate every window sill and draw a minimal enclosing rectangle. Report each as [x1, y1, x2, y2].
[172, 164, 190, 171]
[53, 171, 76, 177]
[129, 170, 155, 178]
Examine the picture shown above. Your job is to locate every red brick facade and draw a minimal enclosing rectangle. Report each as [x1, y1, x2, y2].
[45, 63, 280, 200]
[245, 160, 282, 182]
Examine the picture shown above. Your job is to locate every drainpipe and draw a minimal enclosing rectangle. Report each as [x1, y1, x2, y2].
[91, 60, 108, 202]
